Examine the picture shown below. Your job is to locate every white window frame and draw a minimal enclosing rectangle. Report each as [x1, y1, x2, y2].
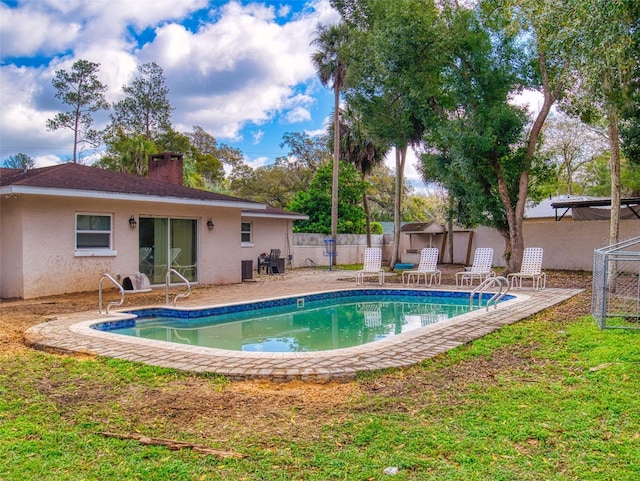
[74, 213, 117, 257]
[241, 221, 253, 247]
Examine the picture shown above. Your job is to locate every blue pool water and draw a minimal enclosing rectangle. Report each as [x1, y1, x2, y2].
[94, 289, 505, 353]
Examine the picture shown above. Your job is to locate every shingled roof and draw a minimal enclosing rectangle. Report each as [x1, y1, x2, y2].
[0, 163, 263, 209]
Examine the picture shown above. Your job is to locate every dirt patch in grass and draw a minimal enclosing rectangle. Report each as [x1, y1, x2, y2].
[0, 267, 591, 440]
[114, 378, 363, 442]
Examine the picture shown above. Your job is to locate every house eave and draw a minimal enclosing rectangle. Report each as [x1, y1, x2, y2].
[241, 211, 309, 220]
[0, 185, 266, 210]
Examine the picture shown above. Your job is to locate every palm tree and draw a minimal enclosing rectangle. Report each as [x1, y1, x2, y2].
[332, 104, 389, 246]
[311, 23, 348, 263]
[121, 134, 156, 176]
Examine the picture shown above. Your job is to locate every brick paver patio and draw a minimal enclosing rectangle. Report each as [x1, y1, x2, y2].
[26, 269, 583, 382]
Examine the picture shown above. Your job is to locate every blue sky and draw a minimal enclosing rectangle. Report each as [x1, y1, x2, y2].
[0, 1, 338, 167]
[0, 0, 486, 189]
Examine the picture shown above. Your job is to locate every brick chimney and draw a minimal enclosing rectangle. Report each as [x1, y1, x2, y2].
[148, 152, 184, 185]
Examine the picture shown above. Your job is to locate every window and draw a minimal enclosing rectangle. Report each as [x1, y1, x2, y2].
[241, 222, 252, 245]
[75, 213, 113, 254]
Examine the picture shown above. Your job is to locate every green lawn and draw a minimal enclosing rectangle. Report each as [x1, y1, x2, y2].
[1, 293, 639, 480]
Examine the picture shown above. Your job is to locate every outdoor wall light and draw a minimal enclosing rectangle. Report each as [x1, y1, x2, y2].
[129, 215, 137, 229]
[207, 219, 214, 230]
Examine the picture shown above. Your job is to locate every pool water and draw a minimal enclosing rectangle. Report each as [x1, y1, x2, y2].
[98, 290, 496, 353]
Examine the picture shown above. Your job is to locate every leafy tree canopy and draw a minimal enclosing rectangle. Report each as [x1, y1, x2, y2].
[422, 7, 530, 232]
[109, 62, 173, 141]
[1, 152, 35, 170]
[46, 59, 109, 163]
[288, 161, 367, 234]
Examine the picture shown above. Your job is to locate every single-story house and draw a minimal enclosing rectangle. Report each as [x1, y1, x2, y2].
[0, 152, 307, 299]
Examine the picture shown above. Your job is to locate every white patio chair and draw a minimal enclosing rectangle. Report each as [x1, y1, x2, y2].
[402, 248, 441, 286]
[356, 247, 385, 285]
[455, 247, 495, 287]
[507, 247, 546, 290]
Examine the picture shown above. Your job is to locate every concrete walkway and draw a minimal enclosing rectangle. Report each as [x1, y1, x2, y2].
[25, 269, 583, 382]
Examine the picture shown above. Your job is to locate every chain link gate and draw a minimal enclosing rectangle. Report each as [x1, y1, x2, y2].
[592, 236, 640, 329]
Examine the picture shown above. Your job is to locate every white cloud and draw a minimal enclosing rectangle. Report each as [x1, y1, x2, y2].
[0, 65, 69, 156]
[277, 4, 292, 17]
[245, 155, 269, 169]
[252, 129, 264, 144]
[0, 0, 340, 161]
[285, 106, 312, 123]
[139, 0, 336, 139]
[0, 3, 81, 56]
[33, 154, 64, 167]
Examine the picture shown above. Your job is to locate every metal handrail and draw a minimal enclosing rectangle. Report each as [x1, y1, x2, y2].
[165, 268, 191, 306]
[486, 276, 510, 311]
[470, 276, 510, 311]
[99, 273, 125, 314]
[470, 276, 494, 310]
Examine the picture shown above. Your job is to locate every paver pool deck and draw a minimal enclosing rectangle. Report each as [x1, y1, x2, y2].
[26, 269, 583, 382]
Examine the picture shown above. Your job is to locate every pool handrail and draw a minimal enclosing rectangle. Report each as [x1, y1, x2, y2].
[99, 273, 125, 315]
[165, 268, 191, 306]
[470, 275, 510, 311]
[485, 276, 510, 311]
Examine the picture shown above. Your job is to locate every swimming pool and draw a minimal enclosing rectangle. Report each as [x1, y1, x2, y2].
[27, 283, 583, 381]
[93, 289, 507, 353]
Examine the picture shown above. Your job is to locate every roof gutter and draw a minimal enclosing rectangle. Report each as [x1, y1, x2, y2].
[0, 185, 266, 210]
[242, 211, 308, 220]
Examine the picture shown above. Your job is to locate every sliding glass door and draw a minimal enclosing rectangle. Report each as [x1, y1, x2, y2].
[139, 217, 198, 283]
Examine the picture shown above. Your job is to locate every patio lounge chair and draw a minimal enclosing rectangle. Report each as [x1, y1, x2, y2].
[507, 247, 546, 290]
[402, 247, 441, 286]
[356, 247, 385, 285]
[455, 247, 495, 287]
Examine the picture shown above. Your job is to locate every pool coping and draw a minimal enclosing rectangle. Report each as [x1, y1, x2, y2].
[25, 286, 584, 382]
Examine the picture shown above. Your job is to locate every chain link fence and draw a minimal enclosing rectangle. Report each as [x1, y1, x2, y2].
[592, 236, 640, 329]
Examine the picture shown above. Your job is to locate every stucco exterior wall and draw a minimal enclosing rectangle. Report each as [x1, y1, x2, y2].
[0, 196, 24, 298]
[293, 219, 640, 271]
[187, 206, 243, 287]
[240, 217, 293, 273]
[0, 195, 245, 299]
[398, 219, 639, 270]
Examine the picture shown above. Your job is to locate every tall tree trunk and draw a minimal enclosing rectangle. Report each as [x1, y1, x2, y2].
[331, 84, 340, 265]
[447, 196, 454, 264]
[362, 172, 372, 248]
[493, 159, 520, 273]
[508, 50, 561, 274]
[608, 109, 621, 246]
[390, 145, 407, 269]
[73, 108, 80, 163]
